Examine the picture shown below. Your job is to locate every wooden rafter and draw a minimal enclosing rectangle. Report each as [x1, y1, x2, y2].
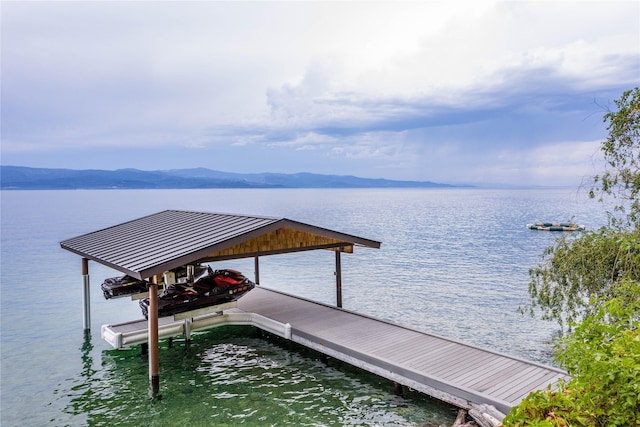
[202, 227, 354, 261]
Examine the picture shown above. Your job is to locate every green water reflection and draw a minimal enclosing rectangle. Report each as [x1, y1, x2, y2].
[58, 327, 456, 426]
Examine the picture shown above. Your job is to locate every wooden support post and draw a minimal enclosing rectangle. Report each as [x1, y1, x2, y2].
[148, 275, 160, 397]
[393, 382, 404, 397]
[320, 354, 329, 366]
[254, 255, 260, 285]
[81, 258, 91, 332]
[335, 249, 342, 308]
[452, 409, 467, 426]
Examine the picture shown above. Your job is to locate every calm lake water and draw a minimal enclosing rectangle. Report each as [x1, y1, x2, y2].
[0, 188, 609, 426]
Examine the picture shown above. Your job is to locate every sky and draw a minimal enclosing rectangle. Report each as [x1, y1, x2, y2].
[1, 1, 639, 186]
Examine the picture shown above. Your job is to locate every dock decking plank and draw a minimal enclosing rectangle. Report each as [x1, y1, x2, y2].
[374, 334, 443, 360]
[438, 349, 498, 375]
[453, 356, 519, 387]
[385, 337, 458, 365]
[502, 371, 567, 403]
[404, 343, 469, 372]
[472, 361, 535, 392]
[425, 348, 496, 378]
[488, 366, 552, 400]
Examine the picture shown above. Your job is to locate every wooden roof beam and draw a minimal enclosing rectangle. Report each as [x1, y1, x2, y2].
[200, 243, 354, 263]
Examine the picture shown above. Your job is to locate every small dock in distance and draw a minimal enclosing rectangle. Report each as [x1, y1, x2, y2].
[103, 286, 569, 417]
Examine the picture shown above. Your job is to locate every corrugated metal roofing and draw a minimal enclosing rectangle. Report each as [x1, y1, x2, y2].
[60, 210, 380, 279]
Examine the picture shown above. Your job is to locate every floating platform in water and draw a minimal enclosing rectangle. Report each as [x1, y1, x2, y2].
[527, 222, 585, 231]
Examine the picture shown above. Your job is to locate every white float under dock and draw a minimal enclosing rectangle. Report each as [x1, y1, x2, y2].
[102, 286, 569, 417]
[101, 301, 292, 348]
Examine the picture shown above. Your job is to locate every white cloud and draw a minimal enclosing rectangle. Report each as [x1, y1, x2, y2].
[1, 1, 638, 185]
[435, 139, 604, 185]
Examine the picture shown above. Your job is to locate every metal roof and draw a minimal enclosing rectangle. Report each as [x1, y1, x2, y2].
[60, 210, 381, 279]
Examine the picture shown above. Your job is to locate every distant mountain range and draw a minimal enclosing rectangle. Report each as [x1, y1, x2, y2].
[0, 166, 459, 190]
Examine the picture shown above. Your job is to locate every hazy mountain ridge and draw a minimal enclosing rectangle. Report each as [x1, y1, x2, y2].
[1, 166, 457, 189]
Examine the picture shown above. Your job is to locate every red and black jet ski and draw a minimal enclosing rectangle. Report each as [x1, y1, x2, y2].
[139, 267, 255, 318]
[100, 264, 209, 299]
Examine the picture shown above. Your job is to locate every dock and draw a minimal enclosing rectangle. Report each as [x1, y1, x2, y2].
[102, 286, 569, 416]
[63, 210, 567, 420]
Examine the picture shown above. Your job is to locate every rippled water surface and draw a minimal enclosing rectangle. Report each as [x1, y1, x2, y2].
[1, 188, 609, 426]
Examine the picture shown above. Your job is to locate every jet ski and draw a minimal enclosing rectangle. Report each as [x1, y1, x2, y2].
[101, 275, 148, 299]
[100, 264, 209, 299]
[139, 267, 255, 318]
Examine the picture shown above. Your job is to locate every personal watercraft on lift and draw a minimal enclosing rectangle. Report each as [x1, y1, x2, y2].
[101, 274, 148, 299]
[100, 264, 209, 299]
[139, 267, 255, 318]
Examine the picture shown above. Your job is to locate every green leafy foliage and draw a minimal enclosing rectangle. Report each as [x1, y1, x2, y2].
[509, 89, 640, 425]
[504, 281, 640, 426]
[591, 87, 640, 229]
[502, 386, 597, 427]
[524, 229, 640, 328]
[524, 87, 640, 328]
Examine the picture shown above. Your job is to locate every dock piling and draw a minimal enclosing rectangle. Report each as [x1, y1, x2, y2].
[148, 275, 160, 397]
[335, 250, 342, 308]
[81, 258, 91, 332]
[393, 382, 404, 397]
[183, 317, 192, 351]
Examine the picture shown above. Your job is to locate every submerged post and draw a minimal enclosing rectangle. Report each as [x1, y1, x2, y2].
[335, 249, 342, 308]
[148, 275, 160, 397]
[82, 258, 91, 332]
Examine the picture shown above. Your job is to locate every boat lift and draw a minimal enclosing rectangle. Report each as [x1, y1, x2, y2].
[60, 210, 380, 396]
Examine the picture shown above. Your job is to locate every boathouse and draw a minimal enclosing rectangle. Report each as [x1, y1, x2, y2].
[60, 210, 381, 391]
[60, 209, 569, 422]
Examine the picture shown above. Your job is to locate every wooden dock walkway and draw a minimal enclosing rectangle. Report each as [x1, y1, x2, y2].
[237, 287, 568, 415]
[102, 287, 569, 416]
